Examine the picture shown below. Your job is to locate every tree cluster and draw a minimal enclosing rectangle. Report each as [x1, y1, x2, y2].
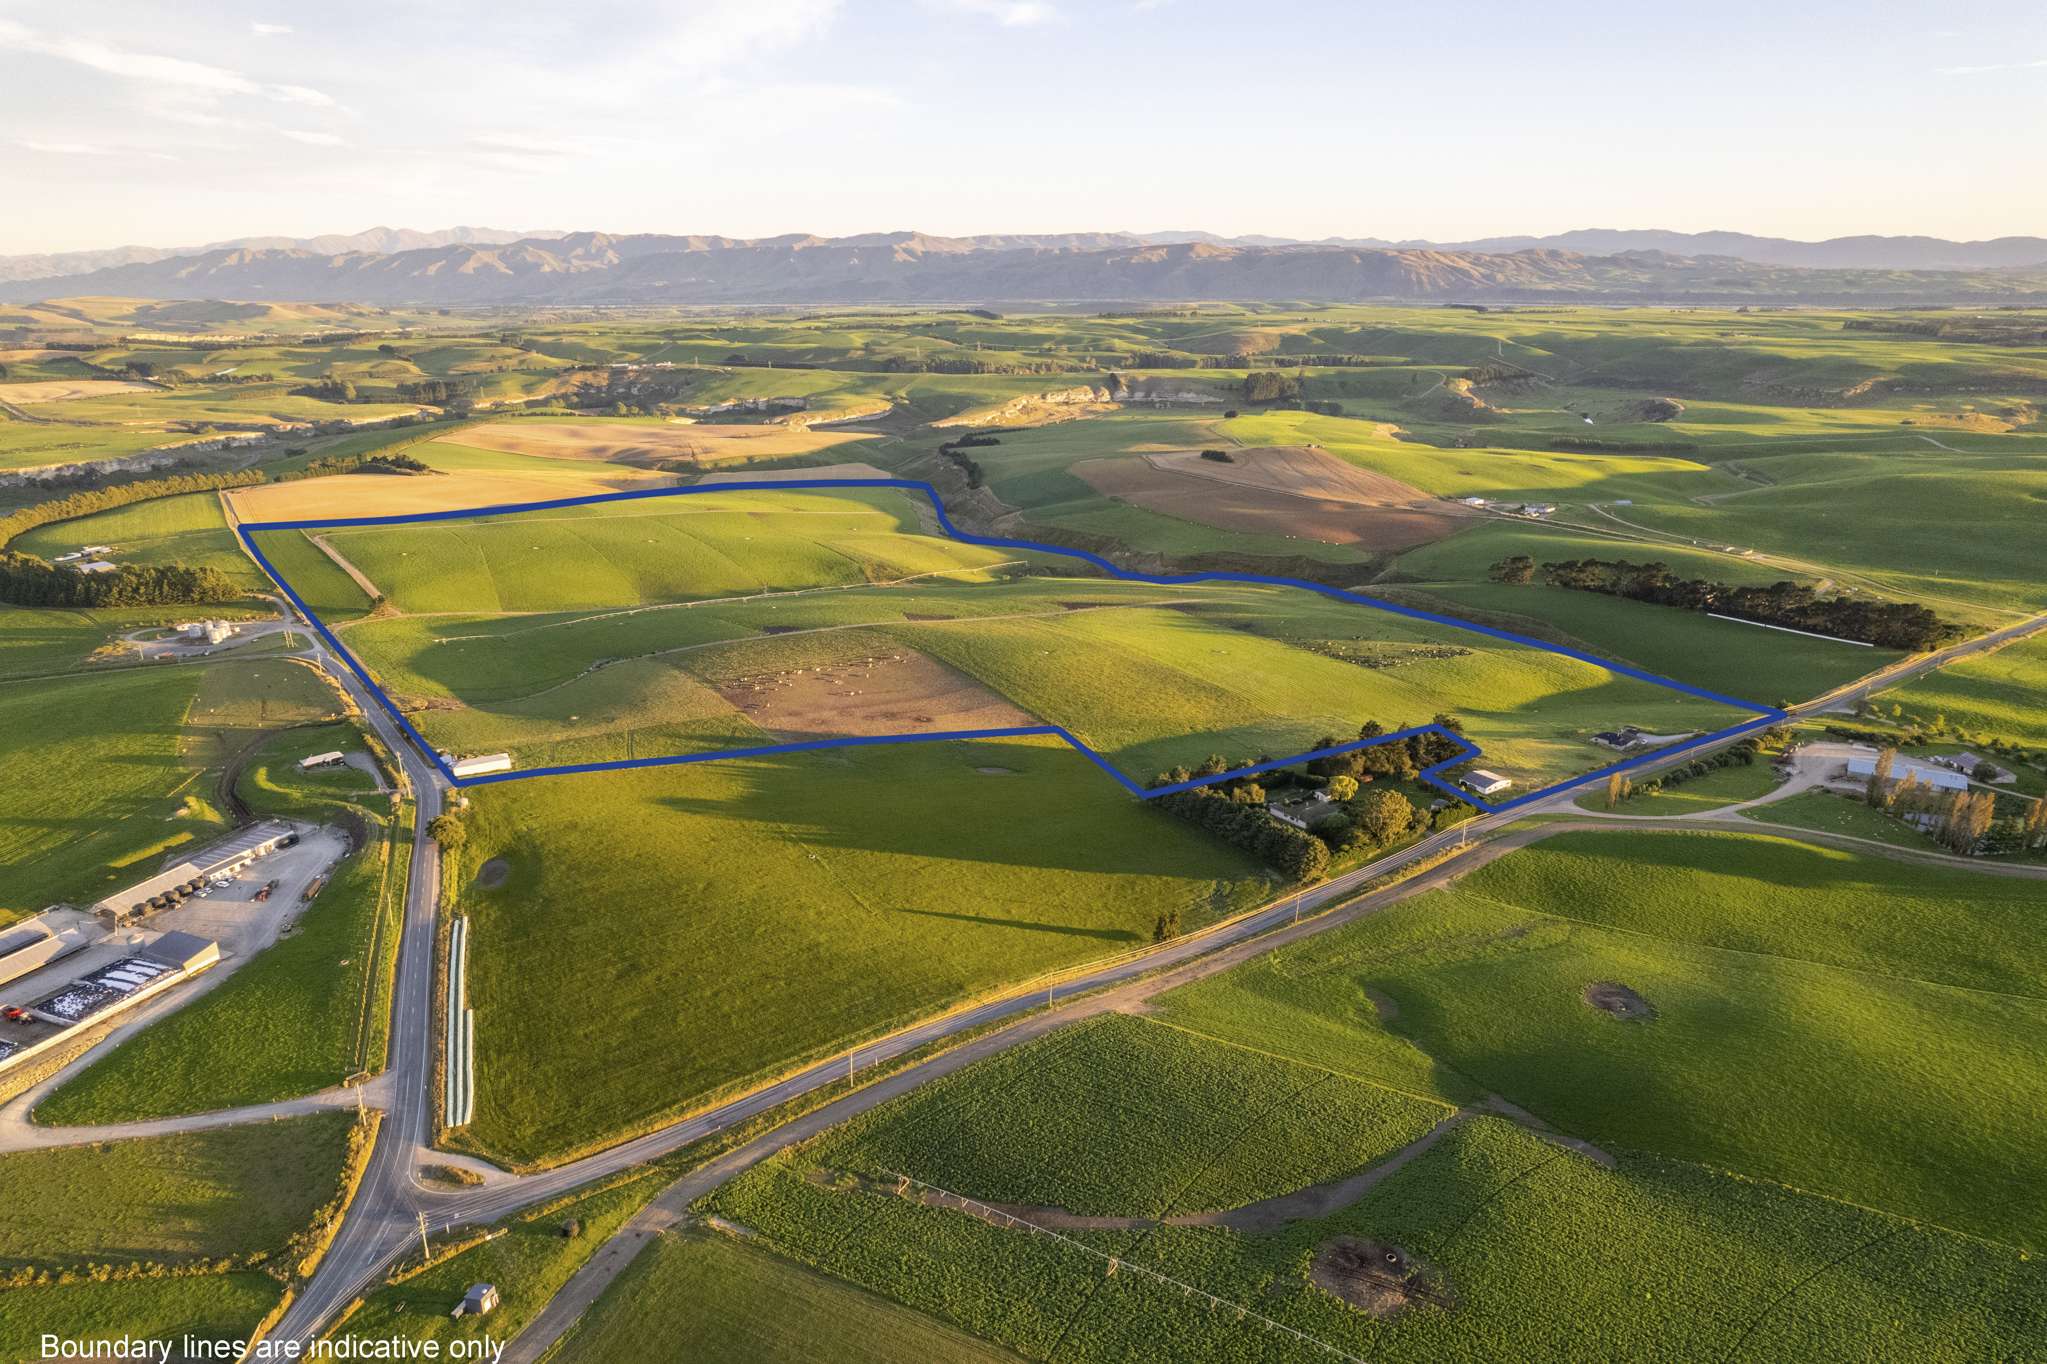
[1146, 782, 1330, 882]
[937, 433, 998, 488]
[1536, 558, 1963, 651]
[1241, 371, 1301, 404]
[0, 552, 241, 608]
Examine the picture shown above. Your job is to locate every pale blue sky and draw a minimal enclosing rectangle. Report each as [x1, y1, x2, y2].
[2, 0, 2042, 253]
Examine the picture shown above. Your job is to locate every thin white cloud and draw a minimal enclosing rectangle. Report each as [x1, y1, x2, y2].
[251, 22, 294, 37]
[0, 18, 336, 107]
[280, 129, 347, 147]
[1937, 56, 2047, 75]
[12, 136, 116, 156]
[924, 0, 1059, 26]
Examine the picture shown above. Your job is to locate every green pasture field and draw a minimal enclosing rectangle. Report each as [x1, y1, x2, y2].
[0, 421, 171, 472]
[0, 1275, 285, 1361]
[0, 1112, 356, 1272]
[249, 527, 377, 621]
[0, 655, 339, 920]
[1571, 757, 1783, 814]
[336, 1172, 665, 1350]
[39, 724, 409, 1122]
[453, 738, 1264, 1166]
[1879, 633, 2047, 748]
[311, 486, 1010, 615]
[555, 1230, 1027, 1364]
[1609, 447, 2047, 612]
[712, 1111, 2045, 1364]
[16, 488, 265, 589]
[0, 602, 240, 678]
[1343, 851, 2047, 1247]
[834, 1013, 1449, 1217]
[1740, 787, 1941, 849]
[309, 487, 1753, 793]
[0, 664, 208, 919]
[699, 816, 2047, 1361]
[1398, 580, 1890, 706]
[1389, 518, 1816, 591]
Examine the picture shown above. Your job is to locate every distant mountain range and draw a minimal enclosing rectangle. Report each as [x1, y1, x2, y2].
[1138, 229, 2047, 272]
[0, 226, 558, 285]
[2, 228, 2043, 307]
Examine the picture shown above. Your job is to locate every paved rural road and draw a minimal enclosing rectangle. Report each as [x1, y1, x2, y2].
[268, 633, 449, 1347]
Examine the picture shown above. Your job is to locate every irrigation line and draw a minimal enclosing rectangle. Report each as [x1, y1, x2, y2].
[879, 1171, 1370, 1364]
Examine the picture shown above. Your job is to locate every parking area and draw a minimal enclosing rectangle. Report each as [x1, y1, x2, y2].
[151, 824, 351, 959]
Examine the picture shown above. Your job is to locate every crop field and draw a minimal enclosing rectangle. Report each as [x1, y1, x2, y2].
[458, 417, 882, 466]
[711, 1112, 2045, 1364]
[555, 1230, 1027, 1364]
[39, 723, 409, 1121]
[452, 739, 1264, 1165]
[223, 435, 676, 523]
[833, 1013, 1450, 1217]
[0, 1112, 356, 1272]
[697, 823, 2047, 1361]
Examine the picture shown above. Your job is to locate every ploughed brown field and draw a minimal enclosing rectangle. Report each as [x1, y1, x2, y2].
[711, 645, 1034, 739]
[1072, 444, 1476, 551]
[458, 419, 879, 466]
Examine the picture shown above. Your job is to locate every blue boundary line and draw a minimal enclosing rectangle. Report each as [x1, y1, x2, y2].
[237, 477, 1786, 813]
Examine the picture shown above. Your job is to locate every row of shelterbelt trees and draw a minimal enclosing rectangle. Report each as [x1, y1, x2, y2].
[0, 428, 448, 610]
[1490, 555, 1966, 651]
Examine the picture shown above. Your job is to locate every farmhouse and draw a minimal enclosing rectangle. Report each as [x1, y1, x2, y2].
[1935, 751, 2014, 783]
[1844, 754, 1968, 794]
[1267, 792, 1335, 830]
[91, 820, 296, 925]
[1593, 727, 1647, 751]
[299, 750, 346, 771]
[1462, 770, 1513, 797]
[70, 560, 117, 574]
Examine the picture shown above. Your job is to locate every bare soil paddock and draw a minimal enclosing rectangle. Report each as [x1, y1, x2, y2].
[712, 646, 1034, 739]
[1073, 444, 1475, 552]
